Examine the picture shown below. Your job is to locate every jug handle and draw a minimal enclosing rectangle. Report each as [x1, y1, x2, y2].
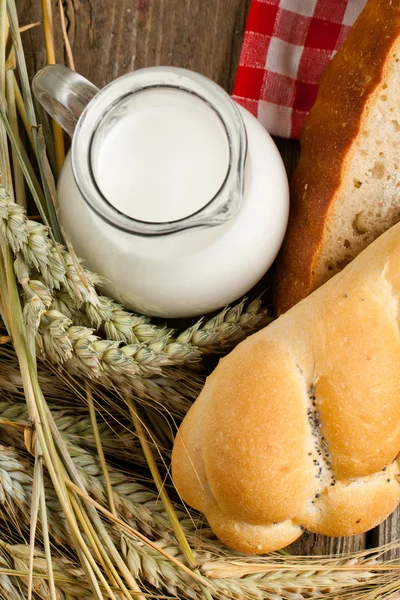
[33, 65, 99, 137]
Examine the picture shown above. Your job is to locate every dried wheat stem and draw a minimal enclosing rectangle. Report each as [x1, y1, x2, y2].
[0, 190, 270, 412]
[0, 540, 92, 599]
[11, 270, 201, 411]
[0, 419, 211, 556]
[0, 444, 67, 545]
[0, 422, 181, 543]
[58, 0, 75, 71]
[0, 341, 198, 417]
[1, 534, 394, 600]
[0, 546, 26, 600]
[0, 437, 393, 600]
[65, 441, 189, 540]
[40, 0, 66, 175]
[119, 531, 389, 600]
[36, 310, 200, 411]
[0, 437, 205, 597]
[0, 191, 270, 357]
[0, 400, 146, 463]
[0, 438, 197, 598]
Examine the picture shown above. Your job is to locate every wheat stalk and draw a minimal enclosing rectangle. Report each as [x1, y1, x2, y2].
[2, 534, 397, 600]
[0, 190, 271, 360]
[35, 297, 261, 413]
[0, 422, 183, 543]
[0, 420, 212, 596]
[105, 531, 399, 600]
[0, 438, 200, 597]
[0, 436, 206, 597]
[0, 431, 398, 600]
[67, 442, 179, 539]
[0, 444, 68, 546]
[0, 400, 148, 464]
[0, 339, 198, 425]
[0, 338, 201, 418]
[0, 542, 25, 600]
[0, 440, 199, 597]
[1, 521, 396, 600]
[2, 7, 264, 596]
[1, 188, 270, 414]
[0, 540, 92, 599]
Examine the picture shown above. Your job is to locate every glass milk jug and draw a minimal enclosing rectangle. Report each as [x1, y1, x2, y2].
[33, 65, 289, 318]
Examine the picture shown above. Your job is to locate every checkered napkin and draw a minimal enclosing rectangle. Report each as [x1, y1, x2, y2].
[232, 0, 367, 139]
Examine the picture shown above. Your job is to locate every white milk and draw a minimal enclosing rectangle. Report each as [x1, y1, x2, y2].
[59, 103, 289, 317]
[91, 89, 230, 222]
[35, 65, 289, 317]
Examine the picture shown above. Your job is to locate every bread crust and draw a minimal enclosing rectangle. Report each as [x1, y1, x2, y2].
[172, 222, 400, 554]
[274, 0, 400, 315]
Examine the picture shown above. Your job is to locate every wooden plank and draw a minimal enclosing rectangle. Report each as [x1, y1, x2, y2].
[274, 137, 301, 176]
[19, 0, 251, 93]
[18, 0, 369, 559]
[289, 533, 366, 556]
[374, 510, 400, 559]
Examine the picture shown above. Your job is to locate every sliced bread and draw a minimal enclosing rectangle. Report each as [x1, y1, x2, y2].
[274, 0, 400, 314]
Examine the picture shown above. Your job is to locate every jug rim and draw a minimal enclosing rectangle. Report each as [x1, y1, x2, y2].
[71, 66, 247, 236]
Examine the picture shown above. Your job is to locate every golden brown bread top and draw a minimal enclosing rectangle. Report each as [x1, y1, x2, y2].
[172, 222, 400, 554]
[274, 0, 400, 315]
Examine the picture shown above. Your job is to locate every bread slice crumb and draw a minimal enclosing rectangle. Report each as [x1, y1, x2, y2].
[314, 43, 400, 285]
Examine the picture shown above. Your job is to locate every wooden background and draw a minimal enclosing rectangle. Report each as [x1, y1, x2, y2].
[18, 0, 398, 561]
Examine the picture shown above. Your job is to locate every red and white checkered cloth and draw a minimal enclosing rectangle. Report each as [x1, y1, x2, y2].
[232, 0, 367, 139]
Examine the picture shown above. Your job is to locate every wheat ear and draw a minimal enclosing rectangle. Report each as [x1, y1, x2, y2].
[0, 539, 92, 600]
[0, 418, 185, 542]
[1, 190, 271, 361]
[0, 544, 26, 600]
[0, 400, 148, 463]
[1, 188, 269, 411]
[0, 437, 199, 600]
[0, 436, 391, 600]
[0, 436, 207, 598]
[0, 339, 201, 417]
[0, 445, 67, 545]
[0, 534, 392, 600]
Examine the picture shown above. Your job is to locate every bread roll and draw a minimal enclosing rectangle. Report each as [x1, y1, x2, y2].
[274, 0, 400, 315]
[172, 223, 400, 554]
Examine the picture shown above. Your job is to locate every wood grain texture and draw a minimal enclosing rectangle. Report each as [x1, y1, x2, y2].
[374, 509, 400, 559]
[288, 532, 366, 556]
[17, 0, 369, 559]
[18, 0, 251, 91]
